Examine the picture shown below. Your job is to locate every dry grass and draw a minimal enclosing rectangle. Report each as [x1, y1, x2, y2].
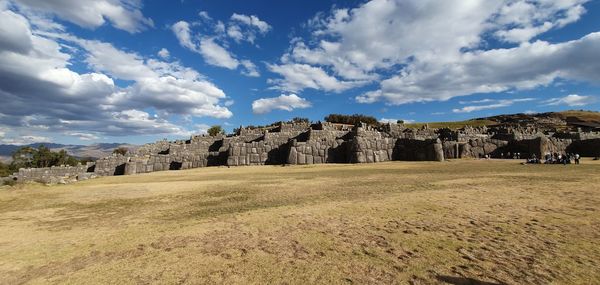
[1, 160, 599, 284]
[404, 120, 496, 130]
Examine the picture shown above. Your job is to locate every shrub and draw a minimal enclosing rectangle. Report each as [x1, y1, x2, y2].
[113, 147, 129, 156]
[207, 125, 224, 136]
[324, 114, 379, 126]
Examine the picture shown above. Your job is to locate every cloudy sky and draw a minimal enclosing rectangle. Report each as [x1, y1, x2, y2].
[0, 0, 599, 145]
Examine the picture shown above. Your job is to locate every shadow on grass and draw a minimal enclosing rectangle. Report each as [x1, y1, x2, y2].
[437, 275, 504, 285]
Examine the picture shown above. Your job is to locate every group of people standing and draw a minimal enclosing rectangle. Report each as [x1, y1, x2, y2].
[543, 152, 580, 165]
[518, 152, 581, 165]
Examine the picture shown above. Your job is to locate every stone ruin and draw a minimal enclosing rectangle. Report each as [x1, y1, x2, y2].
[6, 119, 600, 184]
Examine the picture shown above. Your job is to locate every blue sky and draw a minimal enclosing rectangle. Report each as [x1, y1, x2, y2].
[0, 0, 599, 145]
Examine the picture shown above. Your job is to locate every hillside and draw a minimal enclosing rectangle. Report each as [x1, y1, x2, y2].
[0, 143, 138, 162]
[479, 110, 600, 126]
[404, 110, 600, 130]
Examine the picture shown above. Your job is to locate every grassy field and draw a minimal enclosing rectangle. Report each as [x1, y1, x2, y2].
[1, 160, 599, 284]
[404, 119, 496, 130]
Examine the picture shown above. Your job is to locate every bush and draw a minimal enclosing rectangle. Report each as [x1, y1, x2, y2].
[207, 125, 224, 136]
[9, 145, 81, 171]
[291, 117, 309, 124]
[113, 147, 129, 156]
[3, 178, 17, 186]
[324, 114, 379, 126]
[0, 161, 11, 177]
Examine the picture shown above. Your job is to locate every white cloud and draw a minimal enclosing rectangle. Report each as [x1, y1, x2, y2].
[252, 94, 311, 114]
[198, 11, 211, 21]
[172, 21, 196, 51]
[267, 63, 368, 93]
[171, 14, 264, 76]
[452, 98, 536, 113]
[157, 48, 170, 59]
[65, 132, 101, 141]
[357, 33, 600, 105]
[543, 94, 595, 106]
[491, 0, 588, 43]
[10, 0, 154, 33]
[227, 13, 271, 44]
[270, 0, 598, 106]
[230, 13, 271, 34]
[0, 7, 231, 140]
[240, 60, 260, 77]
[379, 118, 414, 124]
[198, 37, 239, 69]
[0, 135, 51, 145]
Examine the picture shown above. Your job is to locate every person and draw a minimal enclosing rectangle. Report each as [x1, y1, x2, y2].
[575, 153, 580, 165]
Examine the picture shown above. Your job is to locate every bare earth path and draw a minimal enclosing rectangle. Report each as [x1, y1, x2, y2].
[1, 160, 599, 284]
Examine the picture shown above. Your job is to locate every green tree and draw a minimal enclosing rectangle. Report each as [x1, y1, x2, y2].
[113, 147, 129, 156]
[324, 114, 379, 126]
[0, 161, 11, 177]
[9, 145, 81, 170]
[11, 146, 36, 169]
[207, 125, 224, 136]
[291, 117, 309, 124]
[33, 145, 54, 167]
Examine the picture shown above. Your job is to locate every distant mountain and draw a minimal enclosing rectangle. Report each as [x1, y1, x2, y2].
[0, 143, 139, 162]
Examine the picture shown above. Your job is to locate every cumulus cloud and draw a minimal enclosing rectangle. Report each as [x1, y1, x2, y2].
[228, 13, 271, 44]
[9, 0, 154, 33]
[170, 13, 267, 76]
[252, 94, 312, 114]
[379, 118, 415, 124]
[358, 33, 600, 105]
[452, 98, 536, 113]
[199, 37, 240, 69]
[65, 132, 101, 141]
[172, 21, 196, 51]
[157, 48, 170, 59]
[0, 6, 231, 141]
[543, 94, 595, 106]
[0, 135, 51, 145]
[240, 60, 260, 77]
[267, 63, 368, 93]
[270, 0, 598, 105]
[491, 0, 588, 43]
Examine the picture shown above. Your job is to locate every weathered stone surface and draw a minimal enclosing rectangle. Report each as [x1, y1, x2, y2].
[298, 153, 306, 164]
[11, 118, 600, 185]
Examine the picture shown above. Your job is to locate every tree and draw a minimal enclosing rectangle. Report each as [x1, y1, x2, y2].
[291, 117, 309, 124]
[11, 146, 36, 169]
[113, 147, 129, 156]
[397, 120, 405, 124]
[0, 161, 11, 177]
[9, 145, 81, 171]
[207, 125, 224, 136]
[324, 114, 379, 126]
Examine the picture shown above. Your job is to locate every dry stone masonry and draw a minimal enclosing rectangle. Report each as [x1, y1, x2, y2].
[8, 118, 600, 184]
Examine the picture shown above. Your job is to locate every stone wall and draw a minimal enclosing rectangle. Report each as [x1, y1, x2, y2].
[93, 155, 130, 176]
[394, 139, 444, 162]
[12, 164, 94, 184]
[8, 119, 600, 185]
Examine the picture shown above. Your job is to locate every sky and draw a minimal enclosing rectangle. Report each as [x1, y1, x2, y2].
[0, 0, 599, 145]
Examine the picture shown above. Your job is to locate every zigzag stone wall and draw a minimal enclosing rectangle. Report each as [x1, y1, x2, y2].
[7, 121, 600, 184]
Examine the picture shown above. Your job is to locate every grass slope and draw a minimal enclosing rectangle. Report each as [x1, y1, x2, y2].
[1, 160, 599, 284]
[404, 119, 496, 130]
